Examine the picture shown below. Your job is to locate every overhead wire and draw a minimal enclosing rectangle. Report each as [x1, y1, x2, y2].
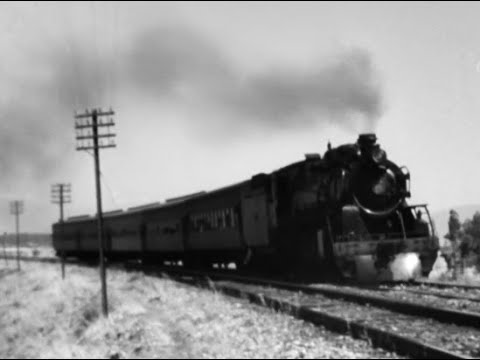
[83, 149, 121, 210]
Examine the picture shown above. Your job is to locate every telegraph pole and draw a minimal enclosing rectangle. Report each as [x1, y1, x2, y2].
[75, 108, 115, 317]
[2, 232, 8, 266]
[9, 201, 24, 271]
[51, 183, 71, 279]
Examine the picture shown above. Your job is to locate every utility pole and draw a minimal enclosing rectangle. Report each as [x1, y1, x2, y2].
[9, 201, 24, 271]
[51, 183, 71, 279]
[2, 232, 8, 266]
[75, 108, 115, 317]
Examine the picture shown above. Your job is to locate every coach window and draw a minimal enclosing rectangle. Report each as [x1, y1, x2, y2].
[228, 209, 233, 227]
[209, 212, 214, 229]
[229, 208, 234, 227]
[221, 210, 226, 229]
[225, 209, 231, 228]
[204, 214, 209, 231]
[225, 210, 230, 227]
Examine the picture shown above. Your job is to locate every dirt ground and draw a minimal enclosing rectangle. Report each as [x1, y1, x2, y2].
[0, 262, 399, 359]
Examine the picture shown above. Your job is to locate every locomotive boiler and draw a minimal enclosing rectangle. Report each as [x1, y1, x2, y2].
[52, 134, 439, 281]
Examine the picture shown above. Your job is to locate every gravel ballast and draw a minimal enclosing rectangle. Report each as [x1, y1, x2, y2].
[315, 283, 480, 315]
[218, 281, 480, 358]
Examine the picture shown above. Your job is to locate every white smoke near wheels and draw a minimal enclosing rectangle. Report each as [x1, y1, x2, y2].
[355, 252, 422, 282]
[389, 252, 422, 281]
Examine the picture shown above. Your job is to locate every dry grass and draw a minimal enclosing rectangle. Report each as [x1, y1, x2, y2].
[0, 262, 399, 359]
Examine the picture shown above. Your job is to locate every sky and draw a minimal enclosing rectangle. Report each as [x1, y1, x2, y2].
[1, 1, 480, 232]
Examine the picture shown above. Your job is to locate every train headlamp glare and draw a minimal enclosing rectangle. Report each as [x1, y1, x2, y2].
[371, 148, 386, 164]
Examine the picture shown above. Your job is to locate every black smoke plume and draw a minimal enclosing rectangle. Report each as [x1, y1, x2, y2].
[0, 39, 109, 185]
[0, 24, 384, 185]
[126, 26, 384, 132]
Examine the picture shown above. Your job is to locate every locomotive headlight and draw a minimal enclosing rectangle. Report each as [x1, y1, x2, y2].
[372, 169, 396, 196]
[371, 148, 386, 164]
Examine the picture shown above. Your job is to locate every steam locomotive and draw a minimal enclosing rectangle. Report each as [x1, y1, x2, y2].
[52, 134, 439, 280]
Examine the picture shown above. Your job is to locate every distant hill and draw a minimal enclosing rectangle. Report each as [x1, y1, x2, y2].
[1, 233, 51, 248]
[431, 204, 480, 246]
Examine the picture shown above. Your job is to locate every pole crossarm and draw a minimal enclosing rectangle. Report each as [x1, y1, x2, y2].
[51, 184, 72, 207]
[9, 201, 24, 215]
[76, 144, 116, 151]
[76, 133, 116, 141]
[74, 109, 114, 119]
[75, 121, 116, 130]
[75, 109, 116, 154]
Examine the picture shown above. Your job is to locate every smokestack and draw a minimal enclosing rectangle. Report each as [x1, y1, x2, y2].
[357, 133, 378, 149]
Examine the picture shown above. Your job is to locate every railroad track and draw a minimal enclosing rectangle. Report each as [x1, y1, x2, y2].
[376, 283, 480, 303]
[383, 279, 480, 291]
[6, 255, 480, 359]
[138, 265, 478, 359]
[317, 282, 480, 315]
[136, 265, 480, 328]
